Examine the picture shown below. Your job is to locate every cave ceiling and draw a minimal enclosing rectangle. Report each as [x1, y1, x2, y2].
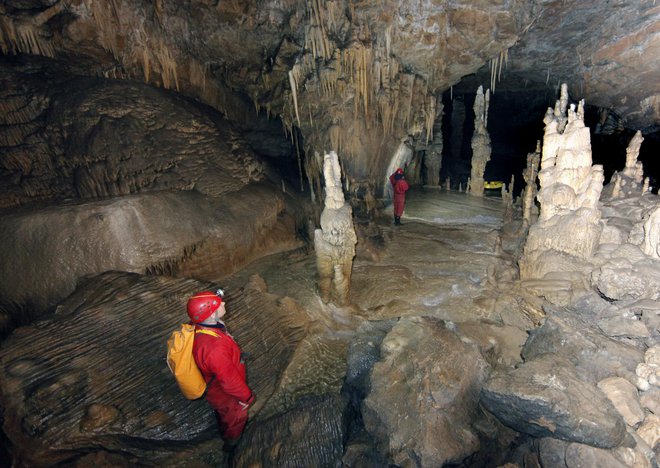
[1, 0, 659, 183]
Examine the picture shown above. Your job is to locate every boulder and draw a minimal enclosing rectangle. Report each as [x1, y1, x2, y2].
[597, 377, 645, 427]
[481, 354, 627, 448]
[522, 304, 644, 383]
[362, 316, 489, 466]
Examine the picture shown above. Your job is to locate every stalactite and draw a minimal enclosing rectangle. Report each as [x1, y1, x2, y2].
[0, 2, 64, 58]
[305, 0, 332, 60]
[288, 69, 302, 128]
[489, 48, 508, 94]
[154, 39, 180, 90]
[131, 27, 151, 83]
[342, 44, 373, 122]
[85, 0, 122, 61]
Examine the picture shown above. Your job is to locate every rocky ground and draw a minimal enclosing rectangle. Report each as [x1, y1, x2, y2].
[1, 190, 658, 467]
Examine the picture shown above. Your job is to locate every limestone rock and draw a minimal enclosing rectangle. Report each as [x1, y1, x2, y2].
[344, 320, 396, 400]
[565, 443, 630, 468]
[362, 317, 489, 466]
[636, 345, 660, 392]
[0, 184, 300, 331]
[481, 354, 627, 448]
[0, 67, 266, 209]
[233, 394, 349, 467]
[640, 387, 660, 414]
[636, 414, 660, 451]
[597, 377, 645, 427]
[522, 305, 644, 383]
[642, 205, 660, 259]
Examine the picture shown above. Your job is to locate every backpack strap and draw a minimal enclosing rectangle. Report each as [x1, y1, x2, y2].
[195, 329, 221, 338]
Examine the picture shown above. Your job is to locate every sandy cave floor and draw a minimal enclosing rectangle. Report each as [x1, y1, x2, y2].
[215, 189, 520, 420]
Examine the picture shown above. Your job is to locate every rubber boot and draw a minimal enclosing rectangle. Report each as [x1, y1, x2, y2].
[394, 216, 401, 225]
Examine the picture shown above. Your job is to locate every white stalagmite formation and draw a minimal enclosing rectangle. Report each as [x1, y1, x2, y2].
[314, 151, 358, 306]
[520, 84, 604, 279]
[602, 130, 646, 199]
[469, 86, 491, 197]
[522, 141, 541, 227]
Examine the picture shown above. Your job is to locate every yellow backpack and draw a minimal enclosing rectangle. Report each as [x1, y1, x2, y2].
[166, 324, 219, 400]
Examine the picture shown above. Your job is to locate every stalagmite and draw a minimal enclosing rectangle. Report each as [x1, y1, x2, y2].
[520, 84, 604, 280]
[522, 142, 541, 226]
[469, 86, 491, 197]
[445, 178, 451, 191]
[602, 130, 645, 199]
[423, 98, 444, 186]
[502, 180, 514, 223]
[314, 151, 357, 306]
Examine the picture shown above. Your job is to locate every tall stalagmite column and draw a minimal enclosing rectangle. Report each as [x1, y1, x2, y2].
[314, 151, 358, 306]
[522, 141, 541, 227]
[423, 100, 444, 186]
[469, 86, 491, 197]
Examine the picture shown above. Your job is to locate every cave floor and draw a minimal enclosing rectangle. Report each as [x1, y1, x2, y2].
[216, 190, 524, 421]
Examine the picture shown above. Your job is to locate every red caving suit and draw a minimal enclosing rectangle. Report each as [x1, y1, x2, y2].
[192, 323, 253, 440]
[390, 173, 410, 217]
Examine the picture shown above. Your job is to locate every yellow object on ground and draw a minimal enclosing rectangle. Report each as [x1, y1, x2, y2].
[484, 181, 504, 189]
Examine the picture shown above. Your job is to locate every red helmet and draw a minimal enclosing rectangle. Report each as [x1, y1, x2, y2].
[187, 291, 222, 323]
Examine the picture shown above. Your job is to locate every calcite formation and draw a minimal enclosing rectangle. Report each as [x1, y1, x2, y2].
[314, 151, 357, 306]
[522, 142, 541, 227]
[469, 86, 491, 197]
[602, 131, 646, 200]
[520, 84, 604, 279]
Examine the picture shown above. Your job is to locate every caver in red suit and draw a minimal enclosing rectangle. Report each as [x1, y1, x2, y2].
[389, 168, 410, 225]
[187, 291, 254, 442]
